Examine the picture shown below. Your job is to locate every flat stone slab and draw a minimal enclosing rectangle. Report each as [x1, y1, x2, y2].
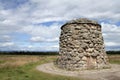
[36, 62, 120, 80]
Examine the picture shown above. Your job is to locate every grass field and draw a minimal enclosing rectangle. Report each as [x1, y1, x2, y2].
[108, 54, 120, 64]
[0, 55, 120, 80]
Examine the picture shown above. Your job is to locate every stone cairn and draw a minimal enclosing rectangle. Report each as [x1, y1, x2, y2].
[55, 18, 109, 70]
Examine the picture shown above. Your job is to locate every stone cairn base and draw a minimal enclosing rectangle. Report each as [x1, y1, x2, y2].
[55, 18, 110, 70]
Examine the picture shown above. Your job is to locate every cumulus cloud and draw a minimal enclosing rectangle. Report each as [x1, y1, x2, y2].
[21, 23, 61, 43]
[27, 0, 120, 22]
[0, 42, 14, 47]
[20, 44, 59, 51]
[31, 36, 59, 42]
[1, 0, 119, 26]
[0, 0, 120, 51]
[0, 35, 11, 42]
[101, 23, 120, 50]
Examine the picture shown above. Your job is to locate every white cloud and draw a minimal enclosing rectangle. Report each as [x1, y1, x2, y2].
[41, 45, 59, 51]
[31, 36, 58, 42]
[27, 0, 120, 22]
[19, 44, 59, 51]
[21, 23, 61, 43]
[28, 45, 33, 48]
[105, 42, 120, 46]
[101, 23, 120, 50]
[0, 0, 120, 51]
[1, 0, 118, 27]
[0, 42, 14, 47]
[30, 37, 44, 42]
[0, 35, 11, 42]
[0, 0, 120, 27]
[101, 22, 120, 33]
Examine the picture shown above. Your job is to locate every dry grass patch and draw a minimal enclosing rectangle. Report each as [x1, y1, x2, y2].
[108, 55, 120, 64]
[0, 55, 44, 68]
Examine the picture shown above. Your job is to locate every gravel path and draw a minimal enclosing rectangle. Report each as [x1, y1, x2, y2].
[36, 63, 120, 80]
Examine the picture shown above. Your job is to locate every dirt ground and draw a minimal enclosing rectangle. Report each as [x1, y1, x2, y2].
[37, 63, 120, 80]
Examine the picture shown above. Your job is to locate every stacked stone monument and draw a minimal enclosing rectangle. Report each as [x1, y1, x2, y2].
[56, 18, 109, 70]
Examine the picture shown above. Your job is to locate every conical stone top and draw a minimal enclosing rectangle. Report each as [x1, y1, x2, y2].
[67, 18, 98, 24]
[61, 18, 101, 29]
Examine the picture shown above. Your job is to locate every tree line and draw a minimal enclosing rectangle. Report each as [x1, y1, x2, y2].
[0, 51, 119, 55]
[0, 51, 59, 55]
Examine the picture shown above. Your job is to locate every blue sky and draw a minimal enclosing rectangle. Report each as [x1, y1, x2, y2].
[0, 0, 120, 51]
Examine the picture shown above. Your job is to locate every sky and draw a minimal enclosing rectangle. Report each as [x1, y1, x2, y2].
[0, 0, 120, 51]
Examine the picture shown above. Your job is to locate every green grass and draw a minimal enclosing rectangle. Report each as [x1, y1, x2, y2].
[0, 60, 5, 64]
[108, 55, 120, 64]
[0, 55, 120, 80]
[110, 60, 120, 64]
[0, 55, 81, 80]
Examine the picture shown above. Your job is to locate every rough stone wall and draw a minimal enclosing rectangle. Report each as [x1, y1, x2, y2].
[56, 18, 109, 70]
